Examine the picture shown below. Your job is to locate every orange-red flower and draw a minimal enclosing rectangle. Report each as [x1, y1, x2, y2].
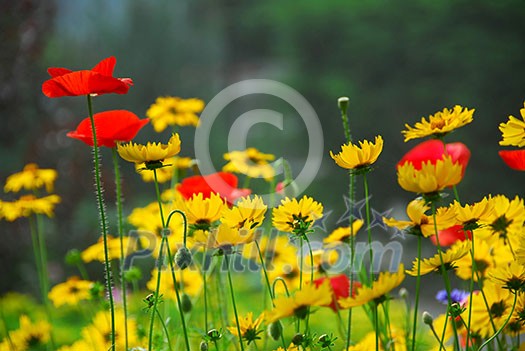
[67, 110, 148, 148]
[176, 172, 250, 204]
[398, 139, 470, 177]
[42, 56, 133, 98]
[499, 150, 525, 171]
[429, 224, 472, 246]
[313, 274, 361, 312]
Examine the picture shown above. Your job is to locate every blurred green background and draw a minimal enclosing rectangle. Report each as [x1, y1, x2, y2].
[1, 0, 524, 299]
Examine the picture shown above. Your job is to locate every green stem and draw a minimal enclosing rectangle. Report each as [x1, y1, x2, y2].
[428, 323, 448, 351]
[224, 254, 245, 351]
[76, 261, 90, 280]
[28, 216, 45, 304]
[155, 308, 173, 351]
[374, 304, 379, 351]
[86, 94, 115, 350]
[411, 235, 422, 351]
[0, 302, 15, 351]
[304, 236, 315, 333]
[363, 174, 373, 281]
[431, 202, 460, 351]
[477, 292, 517, 351]
[255, 240, 274, 301]
[203, 259, 209, 332]
[271, 278, 291, 298]
[148, 235, 166, 351]
[346, 170, 356, 350]
[111, 148, 128, 350]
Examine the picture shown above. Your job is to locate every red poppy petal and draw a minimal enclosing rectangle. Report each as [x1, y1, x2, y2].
[91, 56, 116, 76]
[67, 110, 148, 148]
[397, 139, 445, 170]
[499, 150, 525, 171]
[429, 224, 471, 246]
[177, 172, 250, 204]
[47, 67, 73, 77]
[42, 71, 131, 97]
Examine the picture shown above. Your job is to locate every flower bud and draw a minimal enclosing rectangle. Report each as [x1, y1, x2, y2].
[207, 329, 222, 341]
[398, 287, 408, 299]
[267, 321, 283, 341]
[65, 249, 82, 265]
[124, 266, 143, 282]
[338, 97, 349, 113]
[199, 341, 208, 351]
[181, 293, 192, 313]
[175, 247, 193, 270]
[422, 311, 433, 326]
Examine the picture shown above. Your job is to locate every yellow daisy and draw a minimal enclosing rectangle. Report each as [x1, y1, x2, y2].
[272, 196, 323, 236]
[339, 264, 405, 308]
[5, 315, 51, 350]
[135, 156, 194, 183]
[406, 240, 470, 276]
[383, 198, 457, 237]
[482, 195, 525, 248]
[489, 261, 525, 291]
[323, 219, 364, 244]
[221, 195, 267, 231]
[223, 147, 275, 180]
[48, 277, 95, 307]
[183, 192, 226, 231]
[330, 135, 383, 170]
[402, 105, 474, 142]
[265, 280, 332, 323]
[0, 194, 61, 221]
[80, 309, 140, 350]
[81, 235, 138, 263]
[4, 163, 58, 193]
[455, 237, 511, 282]
[146, 96, 204, 132]
[194, 223, 256, 252]
[451, 197, 495, 230]
[499, 102, 525, 147]
[226, 312, 265, 345]
[397, 155, 463, 194]
[117, 133, 181, 168]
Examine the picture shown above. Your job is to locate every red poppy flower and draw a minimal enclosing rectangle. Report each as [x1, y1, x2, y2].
[67, 110, 148, 148]
[499, 150, 525, 171]
[429, 224, 472, 246]
[177, 172, 251, 204]
[42, 56, 133, 98]
[313, 274, 361, 312]
[398, 139, 471, 176]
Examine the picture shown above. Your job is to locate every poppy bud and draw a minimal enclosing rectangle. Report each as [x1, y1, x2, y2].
[200, 341, 208, 351]
[207, 329, 222, 341]
[175, 247, 192, 270]
[338, 97, 349, 114]
[124, 266, 143, 282]
[267, 321, 282, 341]
[292, 333, 304, 346]
[181, 293, 192, 313]
[423, 311, 434, 326]
[398, 287, 408, 299]
[65, 249, 82, 265]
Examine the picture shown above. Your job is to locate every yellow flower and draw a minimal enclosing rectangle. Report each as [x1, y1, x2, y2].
[482, 195, 525, 248]
[465, 280, 513, 337]
[183, 192, 226, 230]
[339, 264, 405, 308]
[48, 277, 95, 307]
[146, 96, 204, 132]
[489, 261, 525, 291]
[402, 105, 474, 142]
[452, 197, 495, 230]
[407, 240, 471, 276]
[499, 102, 525, 147]
[117, 133, 181, 167]
[5, 315, 51, 350]
[347, 327, 406, 351]
[455, 238, 510, 282]
[223, 147, 275, 180]
[147, 267, 203, 298]
[226, 312, 265, 345]
[0, 194, 61, 221]
[135, 156, 194, 183]
[266, 280, 332, 323]
[330, 135, 383, 170]
[194, 223, 256, 251]
[397, 155, 463, 194]
[221, 195, 267, 230]
[80, 309, 140, 350]
[272, 196, 323, 235]
[4, 163, 58, 193]
[383, 199, 457, 237]
[81, 235, 138, 263]
[323, 219, 364, 244]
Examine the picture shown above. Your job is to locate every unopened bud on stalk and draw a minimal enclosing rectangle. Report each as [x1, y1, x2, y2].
[181, 293, 192, 313]
[292, 333, 304, 346]
[338, 97, 349, 113]
[175, 246, 192, 270]
[65, 249, 82, 265]
[199, 341, 208, 351]
[422, 311, 434, 326]
[207, 329, 222, 341]
[398, 287, 409, 299]
[268, 321, 283, 341]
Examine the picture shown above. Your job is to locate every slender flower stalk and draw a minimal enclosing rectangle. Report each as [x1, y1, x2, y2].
[363, 174, 374, 281]
[477, 292, 518, 351]
[86, 94, 115, 350]
[155, 308, 173, 351]
[411, 235, 422, 351]
[224, 254, 245, 351]
[111, 148, 128, 350]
